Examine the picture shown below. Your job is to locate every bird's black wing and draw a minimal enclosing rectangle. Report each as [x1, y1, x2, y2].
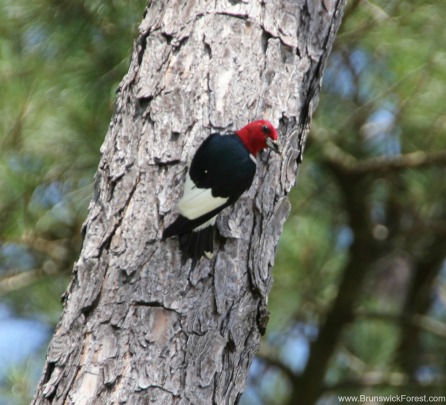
[189, 133, 256, 203]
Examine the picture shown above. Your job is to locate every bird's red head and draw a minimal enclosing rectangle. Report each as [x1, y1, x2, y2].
[235, 120, 280, 157]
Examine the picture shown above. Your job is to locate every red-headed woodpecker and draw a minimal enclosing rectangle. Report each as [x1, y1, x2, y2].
[163, 120, 280, 264]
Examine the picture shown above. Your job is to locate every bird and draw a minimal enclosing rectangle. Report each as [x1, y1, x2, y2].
[163, 120, 280, 265]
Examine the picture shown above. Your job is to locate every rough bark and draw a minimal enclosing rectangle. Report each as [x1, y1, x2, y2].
[33, 1, 345, 404]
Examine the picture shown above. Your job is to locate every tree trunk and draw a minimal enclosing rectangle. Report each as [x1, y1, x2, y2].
[33, 1, 345, 404]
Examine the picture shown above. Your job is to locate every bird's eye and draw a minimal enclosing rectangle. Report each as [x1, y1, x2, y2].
[262, 124, 270, 134]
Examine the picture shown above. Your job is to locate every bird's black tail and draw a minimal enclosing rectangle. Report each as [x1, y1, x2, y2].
[163, 215, 215, 265]
[179, 226, 214, 265]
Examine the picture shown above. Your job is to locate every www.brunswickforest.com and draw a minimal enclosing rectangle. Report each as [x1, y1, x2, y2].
[338, 395, 446, 403]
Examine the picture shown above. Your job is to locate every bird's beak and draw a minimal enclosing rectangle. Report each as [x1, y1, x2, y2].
[266, 137, 281, 154]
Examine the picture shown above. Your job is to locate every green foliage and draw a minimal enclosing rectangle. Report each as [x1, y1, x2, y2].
[0, 0, 146, 276]
[0, 0, 145, 402]
[260, 1, 446, 403]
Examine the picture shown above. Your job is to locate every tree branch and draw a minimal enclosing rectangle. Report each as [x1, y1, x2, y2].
[355, 311, 446, 339]
[324, 372, 446, 393]
[0, 265, 59, 294]
[256, 345, 296, 382]
[325, 371, 407, 392]
[319, 137, 446, 175]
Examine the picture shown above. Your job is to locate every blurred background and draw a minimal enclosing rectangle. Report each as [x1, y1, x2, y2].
[1, 1, 445, 404]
